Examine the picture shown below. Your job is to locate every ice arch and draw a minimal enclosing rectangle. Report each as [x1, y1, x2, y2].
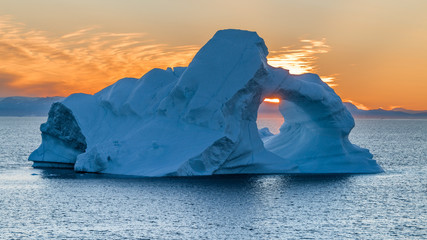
[260, 73, 381, 173]
[29, 29, 383, 176]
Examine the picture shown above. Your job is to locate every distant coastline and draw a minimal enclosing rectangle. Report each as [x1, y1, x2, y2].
[0, 96, 64, 116]
[342, 102, 427, 119]
[1, 96, 426, 119]
[258, 101, 427, 119]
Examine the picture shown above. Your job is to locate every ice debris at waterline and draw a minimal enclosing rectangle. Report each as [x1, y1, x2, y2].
[29, 29, 383, 176]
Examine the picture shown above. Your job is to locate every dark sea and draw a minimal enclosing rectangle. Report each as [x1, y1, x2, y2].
[0, 117, 426, 239]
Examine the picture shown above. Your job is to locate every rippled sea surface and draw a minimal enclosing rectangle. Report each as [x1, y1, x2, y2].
[0, 117, 426, 239]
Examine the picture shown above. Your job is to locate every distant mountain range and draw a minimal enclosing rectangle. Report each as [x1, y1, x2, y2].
[0, 96, 64, 116]
[258, 101, 427, 119]
[0, 96, 426, 118]
[343, 102, 427, 119]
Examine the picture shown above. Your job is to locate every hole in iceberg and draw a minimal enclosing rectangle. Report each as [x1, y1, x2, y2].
[257, 97, 284, 136]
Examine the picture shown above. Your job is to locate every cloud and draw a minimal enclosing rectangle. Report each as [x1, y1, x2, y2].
[343, 99, 369, 110]
[60, 26, 99, 39]
[0, 16, 199, 97]
[0, 15, 337, 97]
[267, 39, 337, 87]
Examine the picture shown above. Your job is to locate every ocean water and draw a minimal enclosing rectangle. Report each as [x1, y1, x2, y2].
[0, 117, 426, 239]
[256, 116, 284, 134]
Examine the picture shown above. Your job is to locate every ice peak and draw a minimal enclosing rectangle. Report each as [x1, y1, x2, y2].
[211, 29, 269, 57]
[158, 29, 271, 128]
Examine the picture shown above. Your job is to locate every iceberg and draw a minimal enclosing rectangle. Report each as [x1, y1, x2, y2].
[29, 29, 383, 176]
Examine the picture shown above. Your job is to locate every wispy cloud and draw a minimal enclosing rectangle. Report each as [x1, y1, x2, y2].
[343, 99, 369, 110]
[0, 15, 198, 97]
[1, 16, 338, 97]
[267, 39, 337, 87]
[60, 26, 99, 39]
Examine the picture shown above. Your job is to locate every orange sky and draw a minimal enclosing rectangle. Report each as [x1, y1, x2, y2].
[1, 0, 426, 110]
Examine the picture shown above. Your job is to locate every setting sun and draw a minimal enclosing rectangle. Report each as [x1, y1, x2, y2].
[264, 98, 280, 103]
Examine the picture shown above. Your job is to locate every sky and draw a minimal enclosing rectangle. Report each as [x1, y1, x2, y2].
[0, 0, 426, 110]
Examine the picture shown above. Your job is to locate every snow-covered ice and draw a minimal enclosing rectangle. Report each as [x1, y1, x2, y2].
[29, 29, 383, 176]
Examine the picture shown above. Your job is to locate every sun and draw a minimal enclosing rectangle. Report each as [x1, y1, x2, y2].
[264, 98, 280, 103]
